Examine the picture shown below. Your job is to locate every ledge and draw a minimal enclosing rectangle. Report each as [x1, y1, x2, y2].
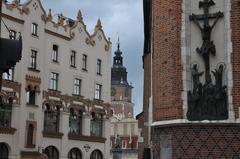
[0, 127, 16, 134]
[28, 67, 40, 73]
[151, 119, 240, 127]
[25, 144, 36, 148]
[68, 133, 106, 143]
[42, 131, 64, 139]
[26, 103, 38, 107]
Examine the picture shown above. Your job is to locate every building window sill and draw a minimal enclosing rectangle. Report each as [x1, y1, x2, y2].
[42, 131, 63, 139]
[48, 89, 61, 94]
[82, 68, 88, 72]
[70, 65, 76, 69]
[25, 144, 36, 148]
[26, 103, 38, 107]
[68, 133, 106, 143]
[52, 60, 59, 64]
[31, 34, 39, 38]
[28, 67, 40, 73]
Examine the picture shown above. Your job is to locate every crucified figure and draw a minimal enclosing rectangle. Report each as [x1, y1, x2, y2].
[191, 11, 223, 79]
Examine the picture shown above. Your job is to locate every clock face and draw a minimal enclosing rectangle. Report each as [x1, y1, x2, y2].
[111, 88, 116, 96]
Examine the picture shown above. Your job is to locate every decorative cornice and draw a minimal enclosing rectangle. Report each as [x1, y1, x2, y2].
[25, 75, 41, 83]
[42, 90, 112, 117]
[45, 29, 71, 41]
[0, 13, 24, 24]
[0, 127, 16, 134]
[3, 0, 112, 46]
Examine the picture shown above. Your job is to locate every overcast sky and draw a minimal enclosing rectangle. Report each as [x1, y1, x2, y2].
[37, 0, 144, 116]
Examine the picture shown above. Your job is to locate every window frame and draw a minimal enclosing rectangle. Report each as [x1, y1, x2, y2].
[44, 106, 60, 133]
[69, 109, 83, 134]
[0, 104, 12, 128]
[50, 72, 59, 91]
[2, 68, 14, 81]
[31, 23, 38, 36]
[30, 49, 37, 69]
[82, 54, 87, 71]
[9, 30, 16, 40]
[94, 84, 102, 100]
[70, 50, 76, 67]
[52, 45, 59, 63]
[96, 59, 102, 75]
[73, 78, 81, 96]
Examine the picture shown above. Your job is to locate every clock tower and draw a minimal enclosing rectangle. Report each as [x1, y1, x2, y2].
[110, 39, 138, 155]
[111, 39, 134, 118]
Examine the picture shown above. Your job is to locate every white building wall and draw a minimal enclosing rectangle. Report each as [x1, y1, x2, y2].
[0, 0, 112, 158]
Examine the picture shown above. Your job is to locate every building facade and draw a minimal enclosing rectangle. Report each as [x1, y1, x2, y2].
[110, 42, 138, 159]
[140, 0, 240, 158]
[0, 0, 112, 159]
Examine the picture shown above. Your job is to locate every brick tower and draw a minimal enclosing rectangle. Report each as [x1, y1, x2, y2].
[139, 0, 240, 158]
[110, 39, 138, 158]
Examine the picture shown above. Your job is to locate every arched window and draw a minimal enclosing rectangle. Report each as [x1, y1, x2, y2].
[0, 103, 12, 128]
[69, 109, 82, 134]
[68, 148, 82, 159]
[44, 105, 60, 132]
[27, 124, 34, 146]
[0, 143, 9, 159]
[90, 112, 103, 137]
[90, 150, 103, 159]
[44, 146, 59, 159]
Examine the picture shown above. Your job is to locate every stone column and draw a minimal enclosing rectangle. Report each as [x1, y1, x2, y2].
[103, 118, 111, 159]
[60, 111, 69, 158]
[82, 114, 91, 136]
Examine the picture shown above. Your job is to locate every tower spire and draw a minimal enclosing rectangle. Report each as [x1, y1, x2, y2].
[117, 33, 120, 50]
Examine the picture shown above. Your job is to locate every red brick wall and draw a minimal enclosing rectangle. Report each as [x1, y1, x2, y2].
[137, 112, 144, 159]
[231, 0, 240, 119]
[152, 0, 183, 121]
[152, 125, 240, 159]
[142, 53, 152, 159]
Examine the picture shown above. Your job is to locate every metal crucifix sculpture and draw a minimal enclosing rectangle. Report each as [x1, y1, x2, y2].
[189, 0, 223, 81]
[187, 0, 228, 121]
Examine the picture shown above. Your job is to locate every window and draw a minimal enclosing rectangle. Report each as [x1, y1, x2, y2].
[26, 90, 36, 105]
[97, 59, 102, 75]
[50, 72, 59, 90]
[70, 50, 76, 67]
[52, 45, 59, 62]
[44, 105, 60, 133]
[30, 50, 37, 69]
[73, 79, 81, 96]
[31, 23, 38, 36]
[68, 148, 82, 159]
[0, 143, 9, 159]
[2, 68, 14, 81]
[0, 104, 12, 128]
[82, 54, 87, 71]
[90, 112, 103, 137]
[69, 108, 82, 134]
[90, 150, 103, 159]
[27, 124, 34, 147]
[95, 84, 102, 100]
[44, 146, 59, 159]
[10, 30, 16, 39]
